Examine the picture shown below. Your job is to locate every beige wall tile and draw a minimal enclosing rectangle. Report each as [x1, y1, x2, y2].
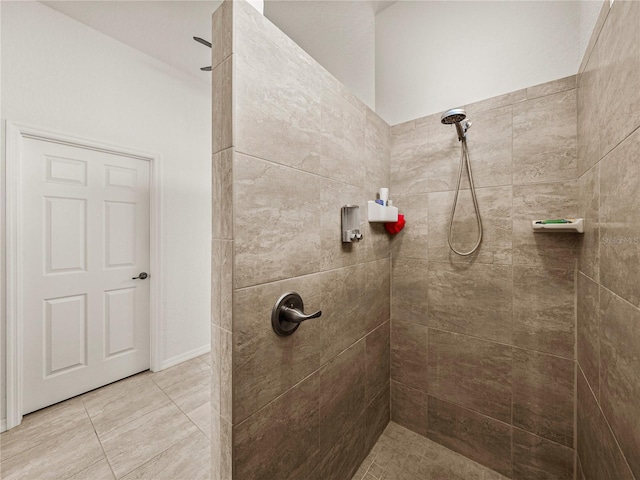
[512, 266, 575, 358]
[599, 287, 640, 477]
[390, 381, 428, 437]
[322, 264, 367, 363]
[391, 257, 428, 325]
[389, 194, 429, 260]
[233, 372, 321, 480]
[428, 186, 512, 265]
[465, 89, 527, 116]
[311, 413, 366, 480]
[577, 455, 585, 480]
[212, 55, 233, 154]
[320, 82, 366, 187]
[211, 414, 232, 480]
[390, 122, 430, 194]
[512, 348, 575, 447]
[220, 327, 233, 422]
[235, 0, 310, 57]
[232, 272, 323, 423]
[319, 340, 366, 453]
[391, 320, 428, 392]
[211, 325, 222, 416]
[512, 428, 574, 480]
[211, 327, 221, 413]
[365, 108, 391, 195]
[227, 3, 393, 478]
[599, 129, 640, 307]
[577, 272, 600, 396]
[464, 106, 513, 188]
[234, 10, 321, 173]
[577, 47, 603, 176]
[211, 240, 232, 329]
[426, 114, 461, 192]
[212, 0, 232, 69]
[365, 385, 390, 452]
[365, 221, 392, 263]
[428, 262, 513, 344]
[212, 149, 233, 241]
[578, 163, 600, 281]
[512, 181, 579, 269]
[526, 75, 577, 100]
[513, 90, 577, 185]
[427, 396, 512, 477]
[233, 154, 322, 287]
[365, 322, 390, 403]
[428, 330, 512, 423]
[577, 370, 634, 480]
[596, 0, 640, 157]
[364, 258, 391, 333]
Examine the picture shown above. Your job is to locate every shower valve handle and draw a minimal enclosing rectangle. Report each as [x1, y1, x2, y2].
[271, 292, 322, 336]
[281, 305, 322, 323]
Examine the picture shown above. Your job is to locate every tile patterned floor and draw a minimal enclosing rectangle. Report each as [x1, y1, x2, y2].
[352, 422, 510, 480]
[0, 354, 212, 480]
[3, 364, 510, 480]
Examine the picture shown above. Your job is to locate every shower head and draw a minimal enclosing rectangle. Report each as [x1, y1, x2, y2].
[441, 108, 469, 141]
[441, 108, 467, 125]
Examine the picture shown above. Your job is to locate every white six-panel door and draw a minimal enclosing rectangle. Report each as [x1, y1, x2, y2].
[21, 137, 151, 414]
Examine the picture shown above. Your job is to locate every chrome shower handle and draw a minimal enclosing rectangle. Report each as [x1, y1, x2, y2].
[271, 292, 322, 336]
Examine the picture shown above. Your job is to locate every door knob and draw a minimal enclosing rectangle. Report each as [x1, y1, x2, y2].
[132, 272, 149, 280]
[271, 292, 322, 336]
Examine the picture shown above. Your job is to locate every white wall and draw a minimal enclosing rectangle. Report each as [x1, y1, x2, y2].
[1, 1, 211, 423]
[265, 0, 376, 109]
[376, 1, 582, 125]
[578, 0, 605, 65]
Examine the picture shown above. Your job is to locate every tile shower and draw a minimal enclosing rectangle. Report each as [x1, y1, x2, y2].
[389, 79, 578, 478]
[208, 1, 640, 479]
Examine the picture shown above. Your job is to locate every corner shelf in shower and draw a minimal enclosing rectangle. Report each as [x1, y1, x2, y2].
[531, 218, 584, 233]
[367, 201, 398, 222]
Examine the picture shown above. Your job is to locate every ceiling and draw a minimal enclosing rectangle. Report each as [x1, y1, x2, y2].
[42, 1, 223, 81]
[41, 1, 396, 82]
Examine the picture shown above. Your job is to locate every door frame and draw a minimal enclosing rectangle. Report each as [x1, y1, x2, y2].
[5, 121, 163, 430]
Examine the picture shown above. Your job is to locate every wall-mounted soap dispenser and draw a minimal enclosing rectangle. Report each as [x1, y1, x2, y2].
[342, 205, 363, 243]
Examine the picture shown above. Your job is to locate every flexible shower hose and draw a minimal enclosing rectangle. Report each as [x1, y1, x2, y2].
[447, 138, 483, 256]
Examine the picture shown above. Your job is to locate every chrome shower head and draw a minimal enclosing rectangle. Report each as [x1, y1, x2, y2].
[441, 108, 468, 141]
[441, 108, 466, 125]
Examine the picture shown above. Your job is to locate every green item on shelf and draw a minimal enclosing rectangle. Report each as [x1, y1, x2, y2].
[536, 219, 571, 224]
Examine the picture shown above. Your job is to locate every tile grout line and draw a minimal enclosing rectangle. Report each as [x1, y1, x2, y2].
[234, 256, 390, 291]
[102, 383, 203, 480]
[79, 399, 118, 480]
[577, 363, 637, 480]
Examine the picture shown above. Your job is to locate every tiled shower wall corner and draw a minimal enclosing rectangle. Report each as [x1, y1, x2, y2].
[389, 76, 579, 477]
[576, 1, 640, 479]
[212, 1, 392, 479]
[211, 2, 234, 479]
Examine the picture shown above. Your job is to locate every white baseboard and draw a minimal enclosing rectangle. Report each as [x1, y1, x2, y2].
[1, 419, 7, 433]
[157, 344, 210, 371]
